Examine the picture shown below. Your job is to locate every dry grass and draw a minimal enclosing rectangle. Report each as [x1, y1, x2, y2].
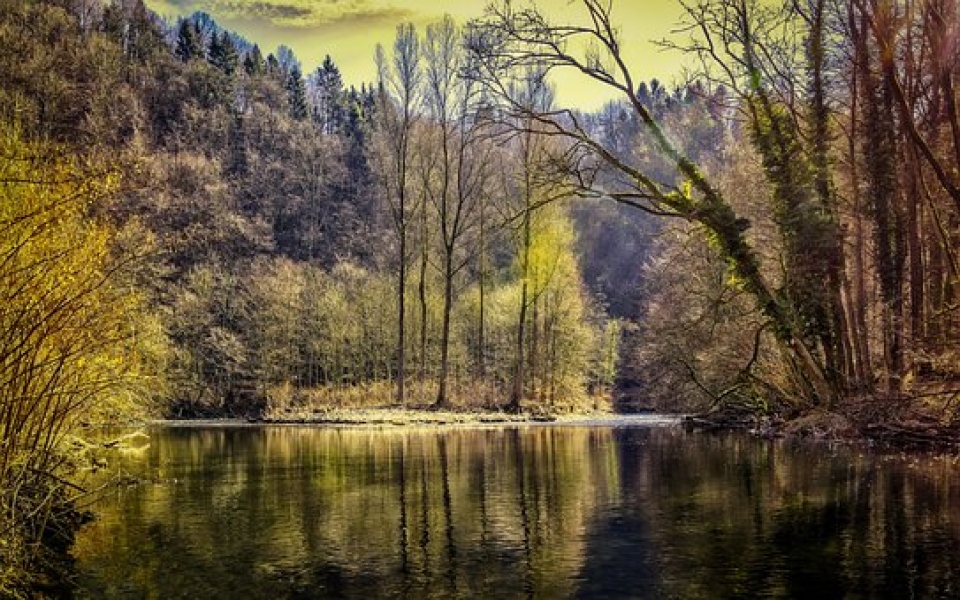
[261, 380, 612, 424]
[261, 407, 545, 426]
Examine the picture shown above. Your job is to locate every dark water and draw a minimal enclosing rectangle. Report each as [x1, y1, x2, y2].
[74, 422, 960, 598]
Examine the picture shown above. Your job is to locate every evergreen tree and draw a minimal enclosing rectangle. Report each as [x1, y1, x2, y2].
[100, 3, 125, 47]
[276, 45, 299, 76]
[174, 19, 202, 62]
[312, 55, 345, 134]
[243, 44, 265, 76]
[209, 31, 239, 75]
[287, 66, 308, 120]
[342, 87, 364, 141]
[207, 31, 222, 67]
[266, 53, 280, 78]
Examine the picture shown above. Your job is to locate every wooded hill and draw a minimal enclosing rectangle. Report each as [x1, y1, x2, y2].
[0, 1, 641, 591]
[1, 0, 652, 425]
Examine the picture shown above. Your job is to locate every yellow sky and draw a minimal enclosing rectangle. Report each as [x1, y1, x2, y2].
[144, 0, 690, 110]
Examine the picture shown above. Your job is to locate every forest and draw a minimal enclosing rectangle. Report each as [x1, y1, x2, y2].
[2, 0, 960, 594]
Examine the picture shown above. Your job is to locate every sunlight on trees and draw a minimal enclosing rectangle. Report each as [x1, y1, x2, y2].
[0, 128, 157, 593]
[7, 0, 960, 592]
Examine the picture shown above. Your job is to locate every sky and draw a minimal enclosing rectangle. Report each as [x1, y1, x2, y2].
[144, 0, 691, 110]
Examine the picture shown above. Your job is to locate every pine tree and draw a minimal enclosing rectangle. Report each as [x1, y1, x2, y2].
[286, 66, 308, 120]
[209, 31, 238, 75]
[174, 19, 202, 62]
[313, 55, 344, 134]
[243, 44, 265, 76]
[207, 30, 222, 67]
[266, 53, 280, 78]
[276, 45, 299, 76]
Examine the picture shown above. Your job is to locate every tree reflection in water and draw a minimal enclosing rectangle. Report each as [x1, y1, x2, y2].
[74, 426, 960, 598]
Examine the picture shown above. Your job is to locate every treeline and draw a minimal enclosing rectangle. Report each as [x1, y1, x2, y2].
[9, 0, 960, 590]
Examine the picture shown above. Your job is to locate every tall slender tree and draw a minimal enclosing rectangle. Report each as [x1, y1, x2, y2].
[423, 16, 490, 408]
[243, 44, 265, 76]
[209, 31, 239, 75]
[312, 55, 345, 134]
[375, 23, 421, 406]
[287, 66, 308, 120]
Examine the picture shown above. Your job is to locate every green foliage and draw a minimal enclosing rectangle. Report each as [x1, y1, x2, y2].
[243, 45, 265, 76]
[175, 20, 203, 63]
[508, 202, 609, 408]
[748, 95, 839, 354]
[0, 0, 615, 422]
[208, 31, 239, 75]
[286, 66, 309, 120]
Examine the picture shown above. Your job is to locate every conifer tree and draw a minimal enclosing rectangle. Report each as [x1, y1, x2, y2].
[243, 44, 265, 76]
[209, 31, 239, 75]
[266, 53, 280, 78]
[174, 19, 202, 62]
[287, 66, 308, 120]
[313, 55, 345, 134]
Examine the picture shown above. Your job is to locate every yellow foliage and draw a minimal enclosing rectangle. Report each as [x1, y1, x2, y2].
[522, 203, 579, 295]
[0, 127, 154, 483]
[511, 202, 602, 406]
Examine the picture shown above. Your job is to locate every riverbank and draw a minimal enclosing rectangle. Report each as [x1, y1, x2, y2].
[685, 401, 960, 448]
[151, 403, 960, 449]
[150, 408, 680, 429]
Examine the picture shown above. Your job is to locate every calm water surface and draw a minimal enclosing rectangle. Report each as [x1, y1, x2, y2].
[74, 421, 960, 598]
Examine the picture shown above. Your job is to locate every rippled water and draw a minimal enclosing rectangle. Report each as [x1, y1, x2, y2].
[74, 422, 960, 598]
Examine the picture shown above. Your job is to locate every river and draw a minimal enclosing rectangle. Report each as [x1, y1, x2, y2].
[73, 420, 960, 598]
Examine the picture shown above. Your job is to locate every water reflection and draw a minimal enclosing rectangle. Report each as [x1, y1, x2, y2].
[74, 426, 960, 598]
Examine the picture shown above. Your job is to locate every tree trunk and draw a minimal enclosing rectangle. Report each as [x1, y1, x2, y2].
[397, 232, 406, 406]
[846, 13, 873, 389]
[861, 12, 906, 394]
[530, 293, 540, 403]
[807, 0, 849, 400]
[508, 280, 527, 413]
[905, 145, 925, 358]
[477, 195, 487, 380]
[434, 250, 454, 408]
[508, 205, 532, 413]
[418, 202, 428, 383]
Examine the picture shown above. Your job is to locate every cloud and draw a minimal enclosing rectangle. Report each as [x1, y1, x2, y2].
[168, 0, 415, 28]
[213, 2, 313, 22]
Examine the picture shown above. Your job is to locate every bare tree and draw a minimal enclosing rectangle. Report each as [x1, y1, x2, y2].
[374, 24, 421, 406]
[422, 16, 491, 408]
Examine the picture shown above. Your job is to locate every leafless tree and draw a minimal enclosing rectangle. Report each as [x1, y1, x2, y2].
[375, 24, 421, 406]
